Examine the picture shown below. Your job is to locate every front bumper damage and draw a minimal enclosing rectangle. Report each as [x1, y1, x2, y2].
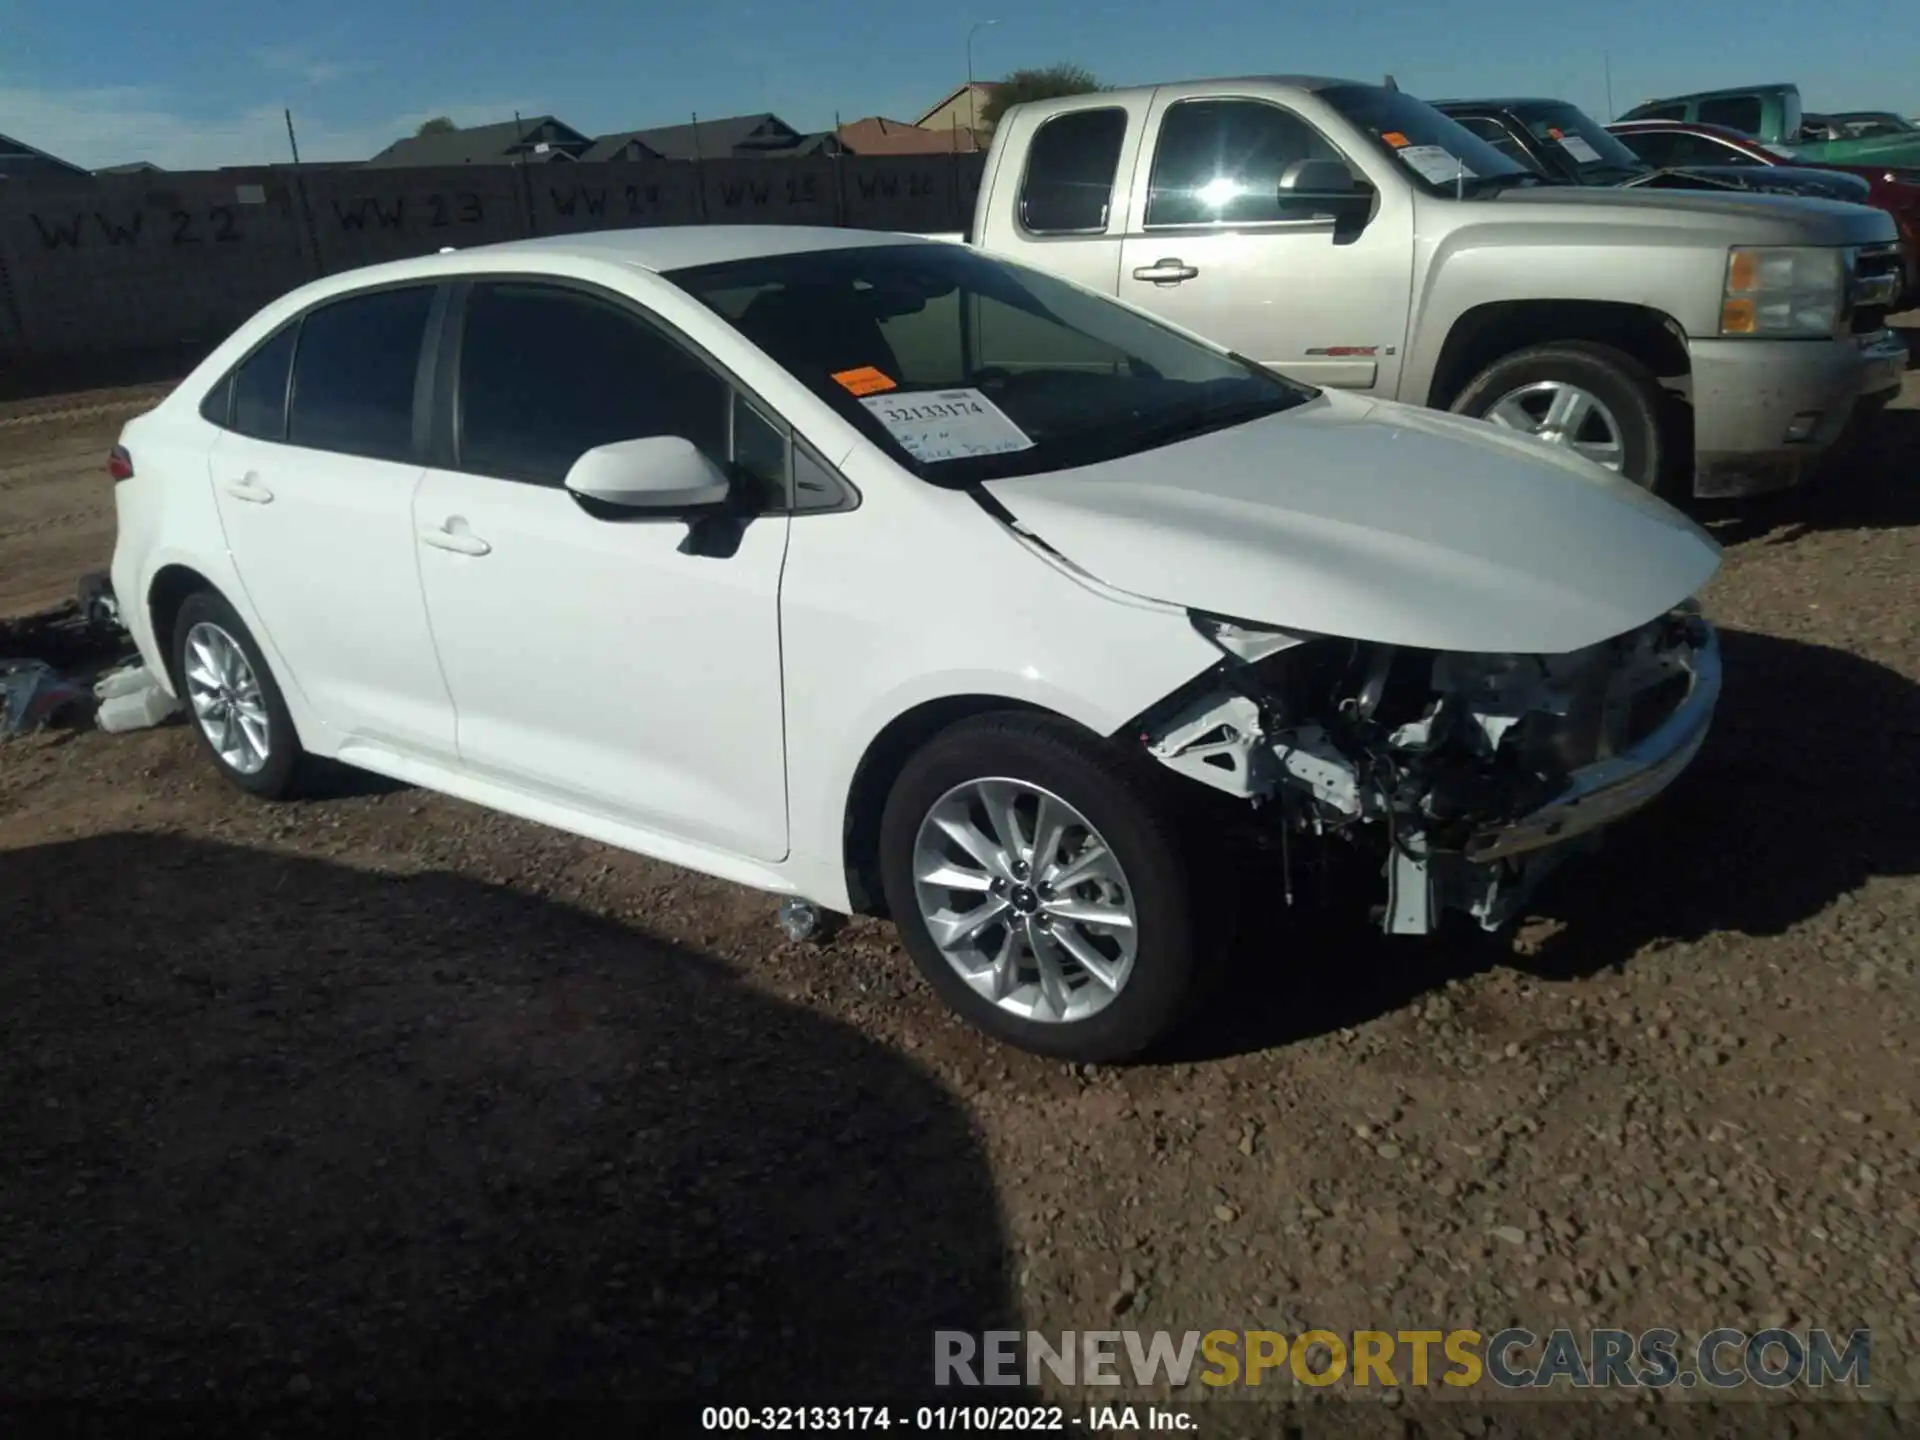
[1138, 608, 1721, 936]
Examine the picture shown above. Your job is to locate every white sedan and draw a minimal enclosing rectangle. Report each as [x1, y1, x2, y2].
[110, 225, 1723, 1062]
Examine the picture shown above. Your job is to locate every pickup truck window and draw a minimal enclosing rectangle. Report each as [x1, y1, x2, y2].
[666, 242, 1310, 487]
[1144, 99, 1355, 227]
[1631, 103, 1687, 122]
[1316, 84, 1535, 197]
[1019, 108, 1128, 234]
[1699, 96, 1763, 136]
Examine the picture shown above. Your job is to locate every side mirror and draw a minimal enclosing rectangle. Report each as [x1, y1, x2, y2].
[563, 435, 732, 513]
[1277, 159, 1373, 227]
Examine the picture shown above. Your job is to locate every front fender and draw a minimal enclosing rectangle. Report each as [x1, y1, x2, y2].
[774, 481, 1225, 912]
[1401, 222, 1717, 403]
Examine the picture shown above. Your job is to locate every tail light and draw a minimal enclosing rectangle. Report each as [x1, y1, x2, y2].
[107, 445, 133, 482]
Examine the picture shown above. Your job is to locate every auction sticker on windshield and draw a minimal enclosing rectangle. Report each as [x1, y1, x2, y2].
[857, 387, 1035, 462]
[1558, 134, 1603, 164]
[1396, 145, 1475, 185]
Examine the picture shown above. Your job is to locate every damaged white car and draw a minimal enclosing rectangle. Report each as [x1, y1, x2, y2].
[109, 227, 1720, 1062]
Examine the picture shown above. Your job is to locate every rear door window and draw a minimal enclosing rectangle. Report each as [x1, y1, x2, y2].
[1018, 108, 1128, 234]
[287, 286, 435, 462]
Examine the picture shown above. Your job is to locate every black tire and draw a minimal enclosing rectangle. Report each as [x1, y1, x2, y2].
[170, 589, 308, 800]
[877, 712, 1203, 1064]
[1449, 340, 1673, 496]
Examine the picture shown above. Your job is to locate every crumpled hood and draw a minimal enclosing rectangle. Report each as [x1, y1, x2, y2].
[983, 390, 1722, 654]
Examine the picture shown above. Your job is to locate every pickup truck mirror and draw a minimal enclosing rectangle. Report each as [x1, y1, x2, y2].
[1276, 159, 1373, 229]
[1280, 159, 1356, 194]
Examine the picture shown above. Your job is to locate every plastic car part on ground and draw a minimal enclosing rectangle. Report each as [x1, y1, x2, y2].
[94, 663, 181, 733]
[0, 659, 91, 735]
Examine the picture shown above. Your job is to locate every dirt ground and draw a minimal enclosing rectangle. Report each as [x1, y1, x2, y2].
[3, 353, 1918, 1425]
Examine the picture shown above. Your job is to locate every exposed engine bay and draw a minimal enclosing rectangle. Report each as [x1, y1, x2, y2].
[1135, 606, 1722, 934]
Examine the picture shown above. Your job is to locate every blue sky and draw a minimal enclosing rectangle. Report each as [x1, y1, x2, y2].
[3, 0, 1914, 169]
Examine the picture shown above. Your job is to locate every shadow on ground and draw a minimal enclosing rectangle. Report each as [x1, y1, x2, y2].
[1703, 404, 1920, 543]
[0, 835, 1016, 1410]
[1167, 627, 1920, 1060]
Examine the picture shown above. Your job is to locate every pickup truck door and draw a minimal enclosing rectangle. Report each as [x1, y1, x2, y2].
[1115, 93, 1415, 395]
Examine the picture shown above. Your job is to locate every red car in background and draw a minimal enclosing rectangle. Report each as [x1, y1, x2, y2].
[1609, 119, 1919, 299]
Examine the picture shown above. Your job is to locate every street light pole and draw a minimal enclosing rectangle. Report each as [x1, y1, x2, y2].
[967, 19, 999, 139]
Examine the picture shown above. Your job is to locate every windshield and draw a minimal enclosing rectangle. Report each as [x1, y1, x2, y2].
[1317, 84, 1537, 197]
[1509, 102, 1648, 179]
[664, 242, 1311, 486]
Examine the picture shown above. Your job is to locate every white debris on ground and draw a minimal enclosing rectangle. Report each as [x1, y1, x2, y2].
[94, 663, 179, 734]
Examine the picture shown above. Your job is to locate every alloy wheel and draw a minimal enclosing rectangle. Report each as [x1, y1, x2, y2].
[1483, 380, 1628, 474]
[910, 777, 1138, 1024]
[182, 621, 271, 776]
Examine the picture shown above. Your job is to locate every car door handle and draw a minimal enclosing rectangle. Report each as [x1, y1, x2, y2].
[223, 474, 273, 504]
[1132, 258, 1199, 285]
[419, 527, 491, 557]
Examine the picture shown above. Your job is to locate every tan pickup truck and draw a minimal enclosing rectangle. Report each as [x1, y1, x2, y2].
[949, 76, 1908, 498]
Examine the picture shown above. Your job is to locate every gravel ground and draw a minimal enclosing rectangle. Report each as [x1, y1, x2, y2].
[2, 356, 1917, 1425]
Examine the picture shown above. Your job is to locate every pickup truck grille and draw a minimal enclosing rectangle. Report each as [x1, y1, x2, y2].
[1849, 242, 1905, 334]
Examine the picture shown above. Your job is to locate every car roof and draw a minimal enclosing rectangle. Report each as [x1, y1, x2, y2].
[1021, 75, 1366, 107]
[1629, 83, 1796, 106]
[1608, 119, 1758, 142]
[192, 225, 943, 360]
[1433, 98, 1577, 111]
[425, 224, 925, 275]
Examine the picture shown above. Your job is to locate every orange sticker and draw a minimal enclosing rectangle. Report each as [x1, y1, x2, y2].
[1548, 127, 1565, 139]
[1382, 131, 1410, 148]
[832, 365, 897, 396]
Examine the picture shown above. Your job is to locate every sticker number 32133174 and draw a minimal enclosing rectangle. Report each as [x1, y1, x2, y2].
[856, 387, 1035, 463]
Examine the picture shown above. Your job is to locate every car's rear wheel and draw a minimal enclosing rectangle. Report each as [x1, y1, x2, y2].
[171, 590, 306, 799]
[877, 713, 1203, 1063]
[1450, 341, 1671, 495]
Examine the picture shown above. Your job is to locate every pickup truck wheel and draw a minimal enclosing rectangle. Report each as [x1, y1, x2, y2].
[878, 713, 1203, 1064]
[1450, 342, 1668, 493]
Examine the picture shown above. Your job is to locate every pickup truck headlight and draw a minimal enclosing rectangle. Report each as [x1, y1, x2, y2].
[1720, 246, 1844, 337]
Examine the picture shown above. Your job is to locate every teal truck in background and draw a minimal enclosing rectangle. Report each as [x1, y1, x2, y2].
[1620, 84, 1920, 169]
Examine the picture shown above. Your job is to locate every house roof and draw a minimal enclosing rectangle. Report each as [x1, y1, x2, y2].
[585, 113, 805, 162]
[838, 115, 986, 154]
[95, 160, 163, 175]
[914, 82, 1001, 127]
[0, 130, 92, 179]
[365, 115, 591, 167]
[579, 131, 666, 163]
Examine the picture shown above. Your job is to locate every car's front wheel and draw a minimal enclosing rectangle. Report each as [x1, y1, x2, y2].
[877, 713, 1204, 1063]
[171, 589, 307, 799]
